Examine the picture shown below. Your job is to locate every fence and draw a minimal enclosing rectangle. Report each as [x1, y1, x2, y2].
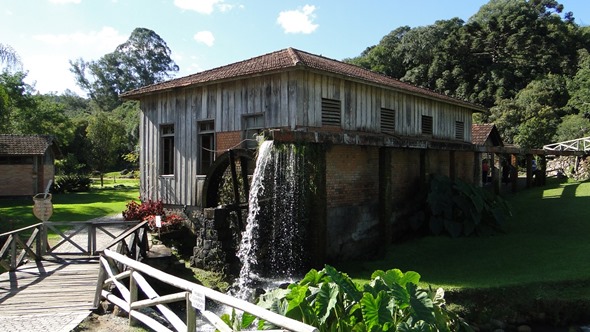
[96, 249, 318, 332]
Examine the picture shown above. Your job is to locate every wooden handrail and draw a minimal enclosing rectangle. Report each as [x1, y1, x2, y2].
[0, 223, 44, 271]
[97, 249, 318, 332]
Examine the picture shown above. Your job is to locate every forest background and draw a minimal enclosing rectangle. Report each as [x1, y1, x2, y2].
[1, 0, 589, 178]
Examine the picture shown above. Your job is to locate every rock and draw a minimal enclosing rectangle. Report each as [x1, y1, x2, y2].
[517, 325, 532, 332]
[490, 319, 506, 329]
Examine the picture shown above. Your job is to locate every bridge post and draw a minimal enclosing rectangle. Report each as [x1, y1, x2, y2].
[129, 270, 138, 327]
[186, 292, 197, 332]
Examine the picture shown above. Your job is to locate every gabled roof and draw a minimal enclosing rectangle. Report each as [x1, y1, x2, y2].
[121, 48, 485, 112]
[472, 124, 503, 146]
[0, 135, 57, 156]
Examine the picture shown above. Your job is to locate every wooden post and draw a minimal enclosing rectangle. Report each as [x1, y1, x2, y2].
[511, 154, 518, 193]
[93, 263, 107, 308]
[186, 292, 197, 332]
[89, 223, 95, 255]
[474, 152, 483, 187]
[35, 225, 42, 260]
[129, 269, 138, 327]
[10, 236, 17, 271]
[539, 154, 547, 186]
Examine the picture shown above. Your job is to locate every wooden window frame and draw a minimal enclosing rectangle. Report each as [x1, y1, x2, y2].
[243, 113, 265, 149]
[198, 120, 215, 175]
[160, 124, 175, 176]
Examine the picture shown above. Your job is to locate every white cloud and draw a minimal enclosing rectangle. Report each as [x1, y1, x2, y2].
[174, 0, 231, 15]
[277, 5, 318, 34]
[194, 31, 215, 47]
[33, 26, 127, 56]
[48, 0, 81, 4]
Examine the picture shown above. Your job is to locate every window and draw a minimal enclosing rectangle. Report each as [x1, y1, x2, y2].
[161, 124, 174, 175]
[321, 98, 341, 126]
[381, 108, 396, 133]
[199, 121, 215, 175]
[243, 114, 264, 149]
[421, 115, 433, 135]
[455, 121, 465, 140]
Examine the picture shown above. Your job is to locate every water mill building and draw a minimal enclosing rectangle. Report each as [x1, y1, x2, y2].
[121, 48, 484, 268]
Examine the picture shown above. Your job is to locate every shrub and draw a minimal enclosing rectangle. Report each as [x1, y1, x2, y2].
[122, 199, 164, 221]
[145, 213, 184, 233]
[410, 175, 511, 237]
[251, 265, 472, 331]
[53, 174, 92, 193]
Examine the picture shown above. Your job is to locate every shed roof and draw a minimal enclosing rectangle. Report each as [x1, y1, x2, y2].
[0, 135, 57, 156]
[472, 124, 503, 146]
[121, 47, 485, 112]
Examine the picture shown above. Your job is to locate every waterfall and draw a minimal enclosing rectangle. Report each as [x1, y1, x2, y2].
[232, 141, 307, 300]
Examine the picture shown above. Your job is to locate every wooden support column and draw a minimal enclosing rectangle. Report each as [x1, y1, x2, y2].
[474, 152, 483, 187]
[539, 155, 547, 186]
[378, 148, 393, 256]
[511, 154, 518, 193]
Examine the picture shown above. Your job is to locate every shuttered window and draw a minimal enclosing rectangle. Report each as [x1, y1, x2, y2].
[455, 121, 465, 140]
[381, 108, 396, 133]
[161, 124, 175, 175]
[321, 98, 341, 126]
[421, 115, 433, 135]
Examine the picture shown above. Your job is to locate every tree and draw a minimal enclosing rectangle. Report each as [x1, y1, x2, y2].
[86, 112, 126, 186]
[489, 74, 568, 148]
[70, 27, 179, 111]
[554, 113, 590, 142]
[567, 49, 590, 117]
[0, 43, 21, 71]
[0, 71, 36, 133]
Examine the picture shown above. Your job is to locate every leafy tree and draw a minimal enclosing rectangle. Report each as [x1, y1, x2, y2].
[70, 27, 179, 112]
[0, 43, 21, 71]
[554, 113, 590, 142]
[0, 71, 37, 133]
[489, 74, 568, 148]
[567, 49, 590, 117]
[86, 111, 126, 186]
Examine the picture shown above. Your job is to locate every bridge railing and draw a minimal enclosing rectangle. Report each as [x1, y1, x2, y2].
[44, 220, 144, 256]
[96, 249, 318, 332]
[0, 223, 44, 271]
[0, 219, 147, 271]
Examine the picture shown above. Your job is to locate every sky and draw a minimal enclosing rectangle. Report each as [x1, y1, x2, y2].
[1, 0, 589, 96]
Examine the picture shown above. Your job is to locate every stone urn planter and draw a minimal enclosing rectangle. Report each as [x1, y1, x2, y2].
[33, 193, 53, 222]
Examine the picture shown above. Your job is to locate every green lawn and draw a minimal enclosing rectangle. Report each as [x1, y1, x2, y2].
[0, 181, 139, 233]
[338, 178, 590, 290]
[336, 178, 590, 324]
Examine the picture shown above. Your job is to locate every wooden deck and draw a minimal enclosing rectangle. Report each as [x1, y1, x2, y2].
[0, 256, 100, 316]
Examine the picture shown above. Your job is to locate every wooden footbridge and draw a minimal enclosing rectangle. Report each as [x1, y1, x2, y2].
[0, 218, 317, 332]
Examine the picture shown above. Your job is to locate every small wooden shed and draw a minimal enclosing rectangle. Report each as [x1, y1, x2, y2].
[0, 135, 60, 196]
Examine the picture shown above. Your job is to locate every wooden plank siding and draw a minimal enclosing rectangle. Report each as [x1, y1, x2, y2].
[138, 70, 473, 206]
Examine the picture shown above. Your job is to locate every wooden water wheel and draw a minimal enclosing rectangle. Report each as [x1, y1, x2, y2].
[201, 149, 255, 230]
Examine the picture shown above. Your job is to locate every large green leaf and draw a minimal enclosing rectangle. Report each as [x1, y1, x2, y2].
[361, 291, 394, 331]
[325, 265, 363, 303]
[300, 268, 324, 286]
[399, 271, 421, 287]
[240, 311, 256, 330]
[407, 283, 435, 324]
[316, 282, 340, 325]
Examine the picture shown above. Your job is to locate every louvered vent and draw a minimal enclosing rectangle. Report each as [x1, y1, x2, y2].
[321, 98, 341, 126]
[421, 115, 433, 135]
[455, 121, 464, 140]
[381, 108, 396, 133]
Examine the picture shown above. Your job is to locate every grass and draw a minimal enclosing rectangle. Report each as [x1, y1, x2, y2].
[336, 177, 590, 325]
[0, 179, 139, 233]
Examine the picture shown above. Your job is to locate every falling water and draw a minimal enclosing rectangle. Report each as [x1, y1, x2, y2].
[232, 141, 308, 300]
[233, 140, 275, 299]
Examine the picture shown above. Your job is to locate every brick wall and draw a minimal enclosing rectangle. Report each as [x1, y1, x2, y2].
[325, 145, 379, 208]
[216, 131, 242, 156]
[390, 149, 423, 205]
[0, 164, 34, 196]
[455, 151, 475, 183]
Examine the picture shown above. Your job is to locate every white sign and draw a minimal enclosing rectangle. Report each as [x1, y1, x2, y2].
[155, 215, 162, 228]
[190, 289, 206, 311]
